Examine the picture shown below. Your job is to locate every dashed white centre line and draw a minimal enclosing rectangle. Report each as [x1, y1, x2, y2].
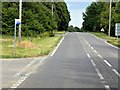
[112, 69, 120, 77]
[95, 68, 104, 80]
[98, 54, 103, 59]
[85, 41, 89, 44]
[94, 50, 98, 53]
[90, 60, 96, 66]
[104, 60, 112, 67]
[104, 85, 111, 90]
[91, 47, 94, 50]
[88, 44, 91, 47]
[87, 54, 91, 58]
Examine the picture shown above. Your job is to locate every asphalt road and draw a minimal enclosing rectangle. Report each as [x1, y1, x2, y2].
[2, 32, 119, 89]
[1, 57, 46, 89]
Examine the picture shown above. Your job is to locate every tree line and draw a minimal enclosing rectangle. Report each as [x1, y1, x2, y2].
[82, 1, 120, 36]
[68, 25, 80, 32]
[2, 2, 70, 37]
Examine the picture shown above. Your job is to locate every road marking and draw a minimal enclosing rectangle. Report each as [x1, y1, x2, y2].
[14, 56, 47, 77]
[11, 72, 32, 88]
[14, 60, 35, 76]
[94, 50, 97, 53]
[88, 44, 91, 47]
[85, 41, 89, 44]
[112, 69, 120, 77]
[83, 47, 85, 50]
[98, 54, 103, 59]
[91, 34, 100, 39]
[104, 60, 112, 67]
[87, 54, 91, 58]
[25, 60, 35, 68]
[51, 37, 65, 56]
[95, 68, 104, 80]
[105, 41, 119, 49]
[14, 73, 21, 76]
[90, 60, 96, 66]
[91, 33, 119, 50]
[91, 47, 94, 50]
[104, 85, 111, 90]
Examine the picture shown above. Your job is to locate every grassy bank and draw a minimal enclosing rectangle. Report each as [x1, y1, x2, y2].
[1, 35, 62, 58]
[91, 32, 120, 48]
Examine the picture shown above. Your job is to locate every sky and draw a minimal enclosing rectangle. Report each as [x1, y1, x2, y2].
[65, 0, 95, 28]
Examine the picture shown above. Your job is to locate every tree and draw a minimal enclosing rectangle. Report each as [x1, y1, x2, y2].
[82, 1, 120, 36]
[2, 2, 71, 37]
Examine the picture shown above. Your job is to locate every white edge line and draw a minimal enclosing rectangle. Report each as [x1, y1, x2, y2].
[95, 68, 104, 80]
[112, 69, 120, 77]
[91, 34, 100, 39]
[104, 60, 112, 67]
[50, 37, 65, 56]
[105, 41, 119, 49]
[91, 33, 119, 50]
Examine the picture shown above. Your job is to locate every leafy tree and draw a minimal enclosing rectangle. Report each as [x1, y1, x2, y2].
[2, 2, 70, 37]
[82, 1, 120, 36]
[68, 25, 80, 32]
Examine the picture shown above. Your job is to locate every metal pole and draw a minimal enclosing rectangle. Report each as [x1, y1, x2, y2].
[51, 0, 54, 35]
[18, 0, 22, 43]
[14, 20, 16, 54]
[108, 0, 112, 36]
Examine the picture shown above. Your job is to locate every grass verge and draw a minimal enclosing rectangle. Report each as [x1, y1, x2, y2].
[1, 35, 62, 58]
[91, 32, 120, 48]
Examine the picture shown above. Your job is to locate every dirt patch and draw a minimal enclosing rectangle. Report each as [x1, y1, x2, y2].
[17, 41, 36, 48]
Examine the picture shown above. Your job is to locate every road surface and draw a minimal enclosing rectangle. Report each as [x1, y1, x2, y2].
[2, 32, 119, 90]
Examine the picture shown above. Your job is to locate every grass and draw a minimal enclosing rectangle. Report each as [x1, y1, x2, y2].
[1, 34, 62, 58]
[91, 32, 120, 48]
[54, 31, 66, 34]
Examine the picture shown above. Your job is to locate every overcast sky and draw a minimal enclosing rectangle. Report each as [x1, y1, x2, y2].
[65, 0, 95, 28]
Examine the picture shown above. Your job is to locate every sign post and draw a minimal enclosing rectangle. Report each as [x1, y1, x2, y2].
[14, 19, 21, 54]
[115, 23, 120, 42]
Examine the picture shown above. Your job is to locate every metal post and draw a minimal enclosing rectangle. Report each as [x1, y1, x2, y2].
[51, 0, 54, 35]
[14, 20, 16, 54]
[18, 0, 22, 43]
[108, 0, 112, 36]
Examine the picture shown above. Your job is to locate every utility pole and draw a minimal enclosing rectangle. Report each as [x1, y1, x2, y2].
[52, 0, 53, 16]
[18, 0, 22, 43]
[51, 0, 54, 35]
[108, 0, 112, 36]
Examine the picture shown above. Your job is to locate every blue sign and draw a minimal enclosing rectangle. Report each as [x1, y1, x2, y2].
[16, 21, 21, 25]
